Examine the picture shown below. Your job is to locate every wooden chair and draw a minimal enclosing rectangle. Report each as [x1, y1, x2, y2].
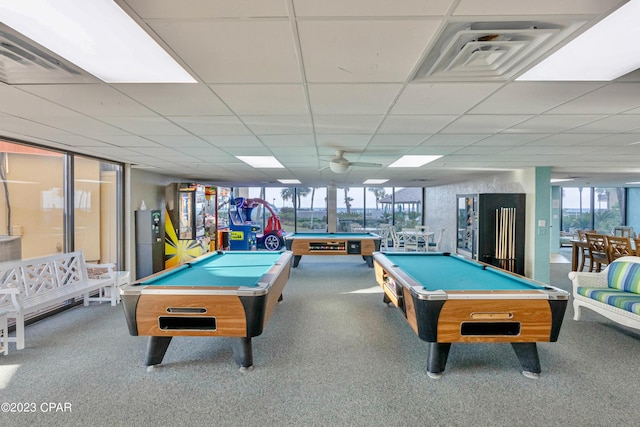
[576, 229, 595, 272]
[613, 226, 633, 237]
[634, 238, 640, 257]
[605, 235, 633, 263]
[585, 233, 608, 272]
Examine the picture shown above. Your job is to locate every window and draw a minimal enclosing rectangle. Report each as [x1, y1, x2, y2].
[74, 156, 122, 264]
[0, 141, 64, 260]
[561, 186, 625, 234]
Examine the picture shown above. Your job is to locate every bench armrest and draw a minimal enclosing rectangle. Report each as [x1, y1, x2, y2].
[0, 284, 21, 311]
[568, 270, 609, 293]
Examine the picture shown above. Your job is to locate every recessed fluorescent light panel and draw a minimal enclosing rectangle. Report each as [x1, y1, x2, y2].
[363, 179, 389, 184]
[0, 0, 196, 83]
[278, 179, 301, 184]
[517, 0, 640, 81]
[236, 156, 284, 168]
[550, 178, 575, 183]
[388, 155, 442, 168]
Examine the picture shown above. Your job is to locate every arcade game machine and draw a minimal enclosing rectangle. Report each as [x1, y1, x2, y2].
[164, 183, 207, 268]
[229, 193, 286, 251]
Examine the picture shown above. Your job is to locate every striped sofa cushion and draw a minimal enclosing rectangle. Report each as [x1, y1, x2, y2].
[577, 287, 640, 315]
[607, 261, 640, 293]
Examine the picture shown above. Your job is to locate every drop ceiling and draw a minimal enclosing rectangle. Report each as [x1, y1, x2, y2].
[1, 0, 639, 188]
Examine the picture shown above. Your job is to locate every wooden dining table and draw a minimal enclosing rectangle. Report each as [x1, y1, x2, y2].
[570, 236, 637, 271]
[570, 239, 588, 272]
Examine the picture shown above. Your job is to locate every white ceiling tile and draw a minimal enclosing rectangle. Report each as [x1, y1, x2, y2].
[144, 135, 214, 148]
[0, 86, 85, 117]
[472, 134, 545, 146]
[293, 0, 454, 16]
[113, 83, 232, 115]
[298, 20, 441, 82]
[392, 83, 502, 115]
[453, 0, 624, 16]
[314, 115, 383, 134]
[242, 116, 312, 134]
[168, 116, 252, 135]
[547, 83, 640, 114]
[441, 115, 532, 133]
[570, 115, 640, 133]
[126, 0, 288, 19]
[149, 20, 301, 83]
[101, 116, 189, 135]
[419, 134, 489, 146]
[211, 84, 308, 115]
[308, 84, 402, 114]
[259, 135, 316, 146]
[378, 115, 457, 134]
[507, 115, 606, 133]
[369, 134, 427, 147]
[96, 135, 162, 147]
[470, 82, 604, 114]
[200, 135, 263, 147]
[19, 84, 156, 117]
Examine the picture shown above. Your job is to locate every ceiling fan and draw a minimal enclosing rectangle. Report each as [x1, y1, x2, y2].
[321, 150, 382, 174]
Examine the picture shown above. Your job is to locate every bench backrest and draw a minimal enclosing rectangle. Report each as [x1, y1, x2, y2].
[0, 251, 89, 299]
[607, 256, 640, 293]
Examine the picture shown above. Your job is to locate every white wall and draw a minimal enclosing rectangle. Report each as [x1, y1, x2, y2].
[126, 168, 180, 279]
[424, 169, 537, 277]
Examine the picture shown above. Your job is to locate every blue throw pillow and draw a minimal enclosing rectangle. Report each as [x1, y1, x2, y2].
[608, 261, 640, 293]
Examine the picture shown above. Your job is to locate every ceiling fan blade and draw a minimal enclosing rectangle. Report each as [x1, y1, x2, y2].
[349, 162, 382, 168]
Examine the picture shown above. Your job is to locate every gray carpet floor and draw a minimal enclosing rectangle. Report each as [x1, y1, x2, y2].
[1, 252, 639, 426]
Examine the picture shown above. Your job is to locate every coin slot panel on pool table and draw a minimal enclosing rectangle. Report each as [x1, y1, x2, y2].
[166, 307, 207, 314]
[308, 241, 346, 252]
[460, 322, 521, 336]
[158, 316, 217, 331]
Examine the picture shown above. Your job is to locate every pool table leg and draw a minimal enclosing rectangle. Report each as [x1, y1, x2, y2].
[364, 255, 374, 268]
[145, 336, 172, 366]
[232, 337, 253, 370]
[511, 342, 541, 379]
[292, 255, 302, 268]
[426, 342, 451, 379]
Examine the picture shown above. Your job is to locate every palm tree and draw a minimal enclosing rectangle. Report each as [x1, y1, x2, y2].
[368, 187, 386, 209]
[343, 187, 352, 214]
[297, 187, 310, 207]
[280, 187, 295, 208]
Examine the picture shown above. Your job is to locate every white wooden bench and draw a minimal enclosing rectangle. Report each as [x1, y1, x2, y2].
[0, 251, 118, 350]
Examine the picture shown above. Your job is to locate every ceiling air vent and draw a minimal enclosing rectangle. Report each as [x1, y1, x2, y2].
[413, 20, 588, 82]
[0, 23, 96, 85]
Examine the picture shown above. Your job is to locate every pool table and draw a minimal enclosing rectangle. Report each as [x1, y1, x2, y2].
[284, 232, 381, 268]
[372, 252, 569, 379]
[120, 250, 293, 371]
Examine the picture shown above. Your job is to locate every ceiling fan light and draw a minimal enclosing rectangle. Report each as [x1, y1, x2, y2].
[329, 161, 349, 173]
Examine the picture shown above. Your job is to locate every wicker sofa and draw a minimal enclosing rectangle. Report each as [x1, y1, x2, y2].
[568, 256, 640, 330]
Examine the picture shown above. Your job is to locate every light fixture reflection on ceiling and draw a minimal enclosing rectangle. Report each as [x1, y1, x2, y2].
[388, 155, 442, 168]
[517, 0, 640, 81]
[363, 179, 389, 184]
[0, 0, 196, 83]
[278, 179, 301, 184]
[236, 156, 284, 168]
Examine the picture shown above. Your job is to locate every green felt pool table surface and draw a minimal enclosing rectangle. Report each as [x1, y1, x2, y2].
[380, 252, 545, 292]
[285, 232, 380, 239]
[140, 251, 287, 288]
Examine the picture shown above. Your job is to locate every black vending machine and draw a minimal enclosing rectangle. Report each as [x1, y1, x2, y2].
[135, 209, 164, 280]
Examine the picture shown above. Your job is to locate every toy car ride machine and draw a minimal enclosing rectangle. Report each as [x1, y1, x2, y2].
[229, 195, 286, 251]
